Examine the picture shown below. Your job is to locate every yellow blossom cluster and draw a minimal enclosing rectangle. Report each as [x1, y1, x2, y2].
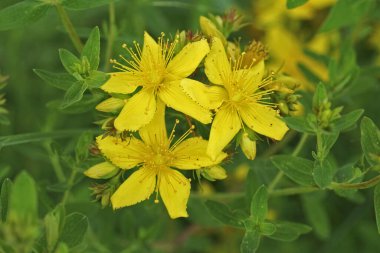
[85, 15, 289, 219]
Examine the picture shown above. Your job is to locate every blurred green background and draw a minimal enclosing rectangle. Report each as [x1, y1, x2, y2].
[1, 0, 380, 252]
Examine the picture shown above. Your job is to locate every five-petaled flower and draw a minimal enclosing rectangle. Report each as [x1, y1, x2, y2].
[101, 32, 212, 132]
[96, 100, 226, 219]
[181, 37, 289, 160]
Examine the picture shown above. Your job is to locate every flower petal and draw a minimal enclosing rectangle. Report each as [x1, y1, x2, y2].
[204, 37, 231, 85]
[237, 60, 265, 94]
[171, 137, 227, 169]
[111, 167, 156, 209]
[158, 81, 212, 124]
[139, 99, 168, 148]
[159, 168, 190, 219]
[101, 72, 139, 94]
[167, 39, 210, 78]
[181, 78, 227, 110]
[238, 102, 289, 140]
[207, 105, 241, 160]
[96, 135, 146, 169]
[140, 32, 164, 72]
[114, 89, 157, 131]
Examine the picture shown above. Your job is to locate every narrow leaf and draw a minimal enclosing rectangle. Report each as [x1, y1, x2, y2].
[205, 200, 244, 228]
[240, 224, 261, 253]
[320, 0, 374, 32]
[34, 69, 76, 90]
[8, 171, 38, 220]
[0, 178, 12, 222]
[0, 0, 50, 31]
[81, 27, 100, 70]
[268, 221, 312, 242]
[60, 81, 88, 109]
[271, 155, 315, 186]
[312, 83, 328, 111]
[318, 132, 339, 161]
[282, 117, 316, 133]
[330, 109, 364, 132]
[250, 185, 268, 224]
[60, 212, 88, 248]
[313, 159, 335, 189]
[361, 117, 380, 166]
[59, 49, 81, 75]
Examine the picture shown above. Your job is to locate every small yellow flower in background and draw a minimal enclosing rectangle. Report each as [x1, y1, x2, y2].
[240, 133, 257, 160]
[96, 101, 227, 219]
[182, 37, 288, 160]
[101, 32, 212, 131]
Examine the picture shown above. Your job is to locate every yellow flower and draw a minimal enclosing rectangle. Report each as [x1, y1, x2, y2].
[96, 101, 226, 219]
[182, 38, 288, 160]
[101, 32, 212, 131]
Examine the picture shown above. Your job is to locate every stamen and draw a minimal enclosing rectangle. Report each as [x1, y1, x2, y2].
[169, 119, 180, 144]
[170, 125, 195, 151]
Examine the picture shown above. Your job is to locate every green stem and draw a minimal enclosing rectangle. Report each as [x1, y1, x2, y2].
[104, 0, 116, 72]
[191, 192, 245, 200]
[55, 4, 83, 53]
[43, 142, 66, 182]
[331, 174, 380, 190]
[61, 169, 78, 205]
[268, 133, 309, 192]
[270, 186, 319, 197]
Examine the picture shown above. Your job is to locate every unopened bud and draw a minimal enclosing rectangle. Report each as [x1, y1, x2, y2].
[199, 16, 227, 45]
[96, 97, 125, 112]
[205, 166, 228, 180]
[84, 162, 119, 179]
[240, 133, 257, 160]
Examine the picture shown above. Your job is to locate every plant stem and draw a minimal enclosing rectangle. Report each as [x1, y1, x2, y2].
[44, 142, 66, 182]
[61, 168, 78, 205]
[270, 186, 319, 197]
[191, 192, 245, 200]
[55, 4, 83, 53]
[331, 174, 380, 190]
[268, 133, 309, 192]
[104, 0, 116, 72]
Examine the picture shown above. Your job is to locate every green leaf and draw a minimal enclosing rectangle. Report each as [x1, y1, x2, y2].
[320, 0, 374, 32]
[75, 131, 93, 162]
[260, 222, 277, 236]
[330, 109, 364, 132]
[250, 185, 268, 224]
[82, 27, 100, 70]
[0, 130, 87, 149]
[47, 94, 104, 114]
[8, 171, 38, 220]
[0, 0, 50, 31]
[205, 200, 244, 228]
[360, 117, 380, 166]
[61, 0, 120, 10]
[286, 0, 308, 9]
[60, 212, 88, 248]
[0, 178, 12, 222]
[375, 184, 380, 234]
[313, 159, 335, 189]
[240, 220, 261, 253]
[271, 155, 315, 186]
[60, 81, 88, 109]
[44, 212, 60, 251]
[282, 117, 316, 134]
[312, 83, 328, 111]
[54, 243, 69, 253]
[301, 193, 331, 239]
[318, 132, 339, 161]
[59, 49, 81, 75]
[85, 71, 108, 88]
[34, 69, 76, 90]
[267, 221, 312, 242]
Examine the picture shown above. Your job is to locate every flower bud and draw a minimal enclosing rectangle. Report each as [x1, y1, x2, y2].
[199, 16, 227, 45]
[84, 162, 119, 179]
[240, 133, 257, 160]
[202, 166, 228, 180]
[96, 97, 125, 112]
